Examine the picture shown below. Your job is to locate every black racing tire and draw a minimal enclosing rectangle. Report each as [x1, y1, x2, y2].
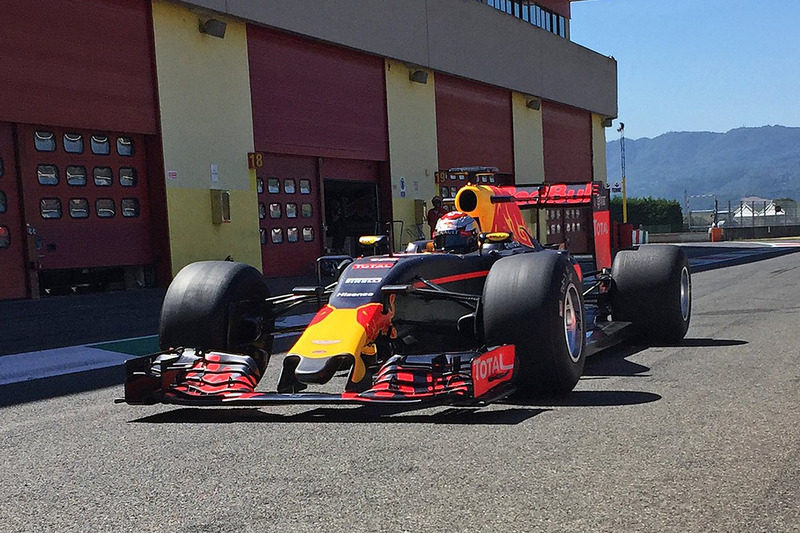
[159, 261, 271, 355]
[482, 251, 586, 398]
[610, 245, 691, 343]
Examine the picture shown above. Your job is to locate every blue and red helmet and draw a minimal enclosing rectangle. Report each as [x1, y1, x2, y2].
[433, 211, 479, 253]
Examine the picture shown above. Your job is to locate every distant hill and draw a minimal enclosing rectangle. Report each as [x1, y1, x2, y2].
[605, 126, 800, 209]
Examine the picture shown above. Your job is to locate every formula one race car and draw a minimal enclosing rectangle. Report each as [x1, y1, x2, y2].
[121, 177, 691, 408]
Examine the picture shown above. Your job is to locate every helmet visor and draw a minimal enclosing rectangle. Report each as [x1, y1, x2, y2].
[434, 232, 475, 253]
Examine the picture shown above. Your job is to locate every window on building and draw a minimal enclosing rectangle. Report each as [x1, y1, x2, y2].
[117, 137, 135, 156]
[63, 133, 84, 154]
[269, 203, 281, 219]
[37, 164, 59, 185]
[268, 178, 280, 194]
[119, 167, 137, 187]
[96, 198, 115, 218]
[66, 166, 87, 186]
[35, 131, 56, 152]
[0, 156, 4, 177]
[286, 203, 297, 218]
[271, 228, 283, 244]
[121, 198, 140, 217]
[260, 228, 267, 245]
[287, 227, 299, 243]
[68, 198, 89, 218]
[302, 226, 314, 242]
[301, 203, 313, 218]
[0, 226, 9, 248]
[0, 191, 6, 213]
[257, 177, 264, 194]
[93, 167, 113, 187]
[91, 135, 110, 155]
[259, 203, 266, 219]
[299, 179, 311, 194]
[40, 198, 62, 219]
[284, 179, 296, 194]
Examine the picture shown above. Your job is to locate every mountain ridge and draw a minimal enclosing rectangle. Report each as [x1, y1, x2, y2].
[605, 125, 800, 208]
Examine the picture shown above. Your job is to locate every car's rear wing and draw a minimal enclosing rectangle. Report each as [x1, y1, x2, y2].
[455, 181, 612, 269]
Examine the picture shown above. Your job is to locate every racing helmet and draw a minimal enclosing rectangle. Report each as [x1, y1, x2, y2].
[433, 211, 479, 253]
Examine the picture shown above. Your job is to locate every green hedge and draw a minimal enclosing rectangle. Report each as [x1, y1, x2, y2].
[610, 197, 683, 233]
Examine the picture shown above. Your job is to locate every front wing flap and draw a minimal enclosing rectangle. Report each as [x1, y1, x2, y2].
[121, 345, 515, 407]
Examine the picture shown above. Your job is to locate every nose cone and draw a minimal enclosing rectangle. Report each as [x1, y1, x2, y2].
[288, 303, 392, 385]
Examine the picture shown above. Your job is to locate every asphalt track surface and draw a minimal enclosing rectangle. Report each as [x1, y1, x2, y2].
[2, 251, 800, 532]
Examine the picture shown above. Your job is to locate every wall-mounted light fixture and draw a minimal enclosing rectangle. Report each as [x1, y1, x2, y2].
[602, 117, 614, 128]
[408, 69, 429, 84]
[525, 98, 541, 110]
[199, 18, 227, 39]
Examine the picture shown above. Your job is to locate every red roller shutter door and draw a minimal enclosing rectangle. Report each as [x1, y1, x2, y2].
[435, 75, 514, 173]
[542, 101, 593, 252]
[247, 25, 388, 276]
[247, 25, 388, 162]
[542, 101, 592, 184]
[0, 0, 157, 135]
[0, 0, 159, 298]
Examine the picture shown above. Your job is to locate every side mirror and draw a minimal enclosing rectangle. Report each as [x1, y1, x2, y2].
[358, 235, 390, 256]
[479, 231, 513, 245]
[316, 255, 353, 286]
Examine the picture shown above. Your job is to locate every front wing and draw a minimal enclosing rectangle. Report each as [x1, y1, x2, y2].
[120, 345, 516, 408]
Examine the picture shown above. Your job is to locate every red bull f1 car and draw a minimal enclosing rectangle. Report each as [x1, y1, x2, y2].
[121, 176, 692, 408]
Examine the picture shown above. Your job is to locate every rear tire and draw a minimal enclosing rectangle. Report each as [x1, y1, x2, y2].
[482, 251, 585, 397]
[159, 261, 271, 359]
[610, 245, 691, 343]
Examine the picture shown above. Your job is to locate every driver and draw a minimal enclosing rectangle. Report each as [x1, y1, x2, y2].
[433, 211, 479, 253]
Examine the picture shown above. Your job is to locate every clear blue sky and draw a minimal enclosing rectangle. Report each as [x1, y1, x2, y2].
[570, 0, 800, 140]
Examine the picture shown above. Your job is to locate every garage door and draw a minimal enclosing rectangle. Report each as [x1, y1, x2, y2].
[542, 101, 592, 183]
[16, 124, 154, 272]
[435, 74, 514, 173]
[247, 25, 388, 277]
[257, 154, 322, 278]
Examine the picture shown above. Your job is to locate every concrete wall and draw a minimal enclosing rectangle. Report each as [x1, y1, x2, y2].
[385, 60, 439, 245]
[181, 0, 617, 118]
[151, 0, 262, 273]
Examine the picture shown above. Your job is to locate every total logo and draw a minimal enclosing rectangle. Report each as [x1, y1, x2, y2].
[471, 346, 515, 397]
[353, 263, 393, 270]
[593, 218, 609, 236]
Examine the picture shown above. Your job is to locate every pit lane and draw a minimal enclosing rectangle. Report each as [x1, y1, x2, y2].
[1, 246, 799, 532]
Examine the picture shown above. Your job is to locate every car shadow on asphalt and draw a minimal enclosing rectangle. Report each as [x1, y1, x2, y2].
[130, 405, 550, 425]
[673, 337, 748, 347]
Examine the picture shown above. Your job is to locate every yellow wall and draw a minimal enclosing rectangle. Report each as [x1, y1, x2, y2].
[385, 60, 439, 245]
[511, 92, 547, 241]
[511, 92, 545, 183]
[592, 114, 608, 185]
[151, 1, 261, 274]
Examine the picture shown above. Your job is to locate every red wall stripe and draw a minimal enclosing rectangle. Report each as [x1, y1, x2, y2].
[435, 74, 514, 174]
[542, 101, 593, 184]
[0, 0, 157, 134]
[537, 0, 571, 19]
[247, 25, 388, 162]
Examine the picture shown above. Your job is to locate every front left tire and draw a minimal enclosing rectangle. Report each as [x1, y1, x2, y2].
[482, 251, 586, 397]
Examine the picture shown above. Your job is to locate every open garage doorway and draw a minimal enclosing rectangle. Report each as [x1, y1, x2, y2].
[324, 180, 379, 256]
